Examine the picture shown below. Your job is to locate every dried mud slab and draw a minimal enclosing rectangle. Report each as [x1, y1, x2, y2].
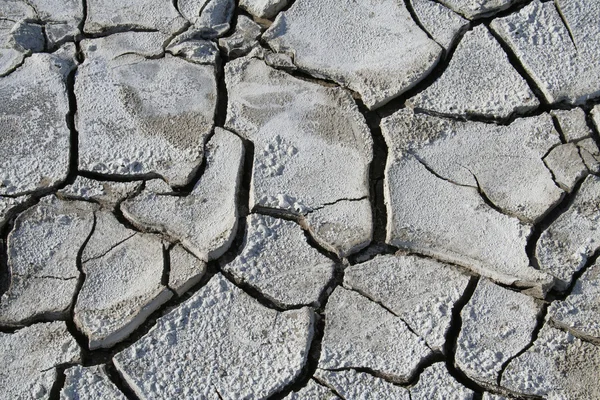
[491, 0, 600, 105]
[501, 324, 600, 399]
[409, 25, 539, 120]
[84, 0, 185, 34]
[61, 365, 126, 400]
[76, 32, 217, 187]
[284, 379, 339, 400]
[344, 254, 471, 352]
[240, 0, 289, 19]
[114, 273, 314, 399]
[548, 261, 600, 343]
[319, 287, 432, 383]
[0, 53, 73, 196]
[263, 0, 441, 109]
[225, 57, 373, 257]
[410, 362, 475, 400]
[455, 279, 541, 388]
[122, 128, 243, 262]
[0, 197, 97, 325]
[0, 322, 80, 399]
[168, 244, 207, 296]
[75, 211, 172, 350]
[382, 110, 560, 297]
[223, 214, 335, 307]
[437, 0, 517, 19]
[536, 175, 600, 291]
[411, 0, 468, 51]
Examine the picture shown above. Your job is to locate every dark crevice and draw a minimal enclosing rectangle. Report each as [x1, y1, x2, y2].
[324, 365, 414, 385]
[525, 175, 587, 271]
[161, 243, 173, 287]
[321, 353, 444, 388]
[213, 136, 254, 267]
[358, 100, 389, 246]
[105, 361, 141, 400]
[413, 155, 473, 188]
[547, 318, 600, 347]
[300, 228, 345, 265]
[576, 145, 594, 174]
[64, 212, 97, 354]
[216, 265, 297, 312]
[81, 27, 162, 39]
[48, 365, 68, 400]
[486, 23, 546, 106]
[251, 206, 344, 264]
[267, 305, 327, 399]
[404, 0, 440, 46]
[410, 105, 547, 126]
[171, 41, 228, 195]
[497, 304, 548, 386]
[346, 242, 400, 266]
[40, 24, 48, 52]
[277, 0, 297, 14]
[376, 25, 468, 120]
[0, 314, 68, 330]
[413, 153, 525, 222]
[459, 0, 534, 21]
[584, 108, 600, 150]
[80, 0, 88, 34]
[162, 21, 192, 49]
[16, 274, 77, 282]
[469, 169, 525, 222]
[72, 264, 217, 367]
[223, 0, 243, 41]
[0, 325, 24, 334]
[551, 114, 568, 143]
[442, 276, 487, 394]
[267, 256, 344, 399]
[541, 155, 567, 193]
[0, 196, 39, 295]
[553, 0, 577, 51]
[547, 248, 600, 303]
[0, 53, 29, 78]
[255, 48, 345, 90]
[172, 0, 181, 15]
[313, 376, 347, 400]
[112, 198, 154, 235]
[343, 286, 435, 354]
[81, 232, 137, 264]
[77, 171, 162, 185]
[112, 51, 167, 62]
[303, 197, 368, 214]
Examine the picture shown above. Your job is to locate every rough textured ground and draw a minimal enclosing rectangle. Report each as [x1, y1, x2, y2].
[1, 0, 600, 398]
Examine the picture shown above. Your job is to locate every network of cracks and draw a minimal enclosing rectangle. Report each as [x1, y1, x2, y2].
[1, 0, 600, 398]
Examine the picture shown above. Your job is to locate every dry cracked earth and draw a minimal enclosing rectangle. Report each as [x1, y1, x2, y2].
[1, 0, 600, 399]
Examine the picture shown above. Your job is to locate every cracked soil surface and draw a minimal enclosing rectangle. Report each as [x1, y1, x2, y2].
[1, 0, 600, 399]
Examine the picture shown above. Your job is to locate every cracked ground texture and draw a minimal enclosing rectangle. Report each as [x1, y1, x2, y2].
[1, 0, 600, 398]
